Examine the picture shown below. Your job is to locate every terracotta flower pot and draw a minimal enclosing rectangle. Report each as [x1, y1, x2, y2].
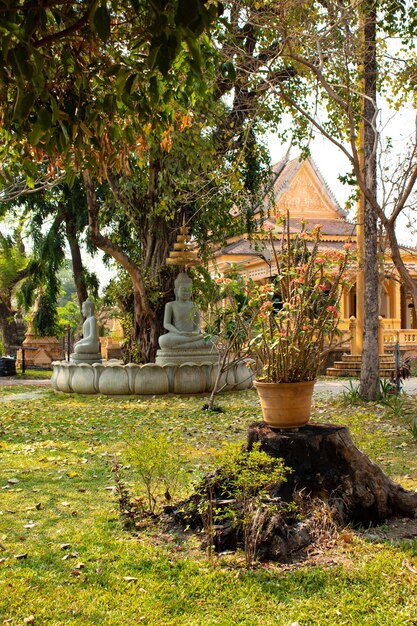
[254, 380, 316, 429]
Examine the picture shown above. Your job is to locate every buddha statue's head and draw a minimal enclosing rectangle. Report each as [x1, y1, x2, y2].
[174, 273, 193, 302]
[82, 298, 95, 317]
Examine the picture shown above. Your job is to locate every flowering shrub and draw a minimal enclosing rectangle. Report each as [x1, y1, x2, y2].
[217, 217, 353, 383]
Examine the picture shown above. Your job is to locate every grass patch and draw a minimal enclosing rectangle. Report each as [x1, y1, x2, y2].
[1, 388, 417, 625]
[13, 369, 52, 380]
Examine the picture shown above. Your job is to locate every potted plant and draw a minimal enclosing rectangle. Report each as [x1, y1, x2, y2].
[218, 215, 353, 429]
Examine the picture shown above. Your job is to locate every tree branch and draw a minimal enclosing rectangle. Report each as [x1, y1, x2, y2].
[82, 169, 151, 315]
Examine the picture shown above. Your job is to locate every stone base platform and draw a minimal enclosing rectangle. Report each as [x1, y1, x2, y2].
[155, 348, 219, 366]
[70, 352, 102, 365]
[51, 359, 253, 395]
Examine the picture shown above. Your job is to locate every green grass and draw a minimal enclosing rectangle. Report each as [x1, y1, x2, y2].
[1, 388, 417, 625]
[14, 368, 53, 379]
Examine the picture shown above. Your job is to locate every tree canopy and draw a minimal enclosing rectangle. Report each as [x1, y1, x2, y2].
[0, 0, 223, 183]
[1, 0, 416, 371]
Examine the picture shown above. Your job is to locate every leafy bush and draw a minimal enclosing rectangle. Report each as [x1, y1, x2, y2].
[196, 442, 289, 566]
[124, 432, 190, 513]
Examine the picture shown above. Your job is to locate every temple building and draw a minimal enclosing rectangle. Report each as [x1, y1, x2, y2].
[212, 154, 417, 369]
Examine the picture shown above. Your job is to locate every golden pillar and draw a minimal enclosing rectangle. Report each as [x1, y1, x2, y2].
[392, 279, 401, 327]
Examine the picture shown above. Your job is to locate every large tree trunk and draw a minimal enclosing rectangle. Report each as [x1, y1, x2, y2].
[133, 214, 180, 362]
[359, 2, 380, 400]
[83, 169, 181, 364]
[0, 298, 19, 354]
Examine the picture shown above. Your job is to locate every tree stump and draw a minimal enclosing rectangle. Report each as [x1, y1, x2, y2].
[172, 422, 417, 562]
[248, 422, 417, 525]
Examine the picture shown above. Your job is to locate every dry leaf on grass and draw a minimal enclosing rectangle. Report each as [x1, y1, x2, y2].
[402, 558, 417, 575]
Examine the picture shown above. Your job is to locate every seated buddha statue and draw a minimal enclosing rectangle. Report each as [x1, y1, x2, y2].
[158, 273, 210, 351]
[70, 299, 102, 363]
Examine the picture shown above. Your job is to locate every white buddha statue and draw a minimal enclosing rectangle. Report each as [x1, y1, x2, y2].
[156, 273, 217, 364]
[159, 273, 209, 350]
[70, 299, 102, 364]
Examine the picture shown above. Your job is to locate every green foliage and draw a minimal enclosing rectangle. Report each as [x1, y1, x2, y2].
[33, 292, 59, 336]
[0, 0, 222, 179]
[342, 380, 363, 405]
[124, 432, 190, 513]
[0, 233, 27, 292]
[408, 416, 417, 439]
[213, 442, 287, 501]
[56, 300, 80, 336]
[197, 442, 288, 566]
[379, 377, 402, 399]
[0, 181, 99, 339]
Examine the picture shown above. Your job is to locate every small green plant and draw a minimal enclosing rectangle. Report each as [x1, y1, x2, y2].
[342, 380, 363, 405]
[407, 416, 417, 439]
[382, 394, 406, 418]
[124, 432, 190, 514]
[379, 377, 401, 400]
[409, 358, 417, 377]
[197, 442, 288, 567]
[110, 454, 146, 529]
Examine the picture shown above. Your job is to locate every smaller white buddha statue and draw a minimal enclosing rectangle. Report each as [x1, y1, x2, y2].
[70, 299, 102, 364]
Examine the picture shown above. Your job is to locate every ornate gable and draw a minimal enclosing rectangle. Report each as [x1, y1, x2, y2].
[272, 158, 345, 221]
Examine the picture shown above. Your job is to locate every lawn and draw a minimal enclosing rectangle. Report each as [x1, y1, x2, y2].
[1, 385, 417, 625]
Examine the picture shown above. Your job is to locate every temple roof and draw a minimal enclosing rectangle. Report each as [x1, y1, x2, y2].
[262, 216, 356, 239]
[218, 237, 353, 261]
[266, 154, 347, 217]
[261, 155, 348, 220]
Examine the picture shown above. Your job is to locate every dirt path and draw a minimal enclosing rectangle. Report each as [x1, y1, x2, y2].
[1, 375, 417, 395]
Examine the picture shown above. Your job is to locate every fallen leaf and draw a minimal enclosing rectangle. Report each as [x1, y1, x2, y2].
[60, 543, 71, 550]
[402, 558, 417, 575]
[14, 553, 28, 560]
[24, 616, 35, 624]
[123, 576, 138, 582]
[7, 478, 19, 484]
[24, 523, 37, 529]
[61, 501, 70, 507]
